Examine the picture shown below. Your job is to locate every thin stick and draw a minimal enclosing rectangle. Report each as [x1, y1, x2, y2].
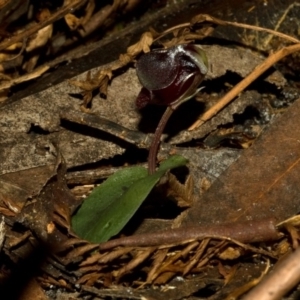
[242, 246, 300, 300]
[154, 23, 189, 42]
[148, 106, 174, 174]
[224, 20, 300, 44]
[154, 15, 300, 45]
[0, 0, 85, 52]
[99, 218, 280, 251]
[189, 43, 300, 130]
[60, 109, 148, 148]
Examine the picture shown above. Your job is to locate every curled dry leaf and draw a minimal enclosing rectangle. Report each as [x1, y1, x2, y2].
[26, 10, 53, 52]
[185, 97, 300, 228]
[69, 69, 113, 107]
[161, 26, 214, 48]
[80, 0, 95, 27]
[167, 173, 194, 208]
[69, 31, 153, 108]
[218, 246, 243, 260]
[0, 65, 50, 90]
[127, 31, 153, 56]
[190, 13, 227, 27]
[64, 13, 81, 31]
[0, 42, 23, 63]
[21, 9, 53, 72]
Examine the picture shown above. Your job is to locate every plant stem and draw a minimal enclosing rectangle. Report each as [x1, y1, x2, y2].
[148, 106, 174, 174]
[98, 218, 280, 250]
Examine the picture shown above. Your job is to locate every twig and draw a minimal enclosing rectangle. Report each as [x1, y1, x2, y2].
[114, 247, 156, 280]
[153, 23, 190, 42]
[189, 43, 300, 130]
[225, 260, 270, 300]
[4, 38, 27, 62]
[262, 3, 300, 47]
[223, 20, 300, 44]
[154, 14, 300, 45]
[99, 218, 281, 251]
[242, 246, 300, 300]
[60, 109, 149, 148]
[66, 163, 148, 185]
[0, 0, 86, 52]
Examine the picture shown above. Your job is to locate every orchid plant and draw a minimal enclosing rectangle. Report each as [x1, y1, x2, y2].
[136, 44, 208, 174]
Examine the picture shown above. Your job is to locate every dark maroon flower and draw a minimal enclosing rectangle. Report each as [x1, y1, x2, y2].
[136, 44, 208, 109]
[136, 44, 208, 174]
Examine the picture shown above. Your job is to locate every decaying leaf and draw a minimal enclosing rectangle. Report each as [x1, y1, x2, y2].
[64, 13, 81, 31]
[69, 69, 112, 107]
[167, 173, 194, 208]
[16, 158, 77, 243]
[127, 31, 153, 56]
[161, 26, 214, 48]
[70, 31, 153, 108]
[0, 164, 57, 215]
[0, 65, 51, 90]
[184, 98, 300, 227]
[26, 23, 53, 52]
[218, 246, 243, 260]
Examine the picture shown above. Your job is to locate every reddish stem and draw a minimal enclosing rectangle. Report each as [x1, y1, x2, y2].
[99, 218, 281, 251]
[148, 106, 174, 174]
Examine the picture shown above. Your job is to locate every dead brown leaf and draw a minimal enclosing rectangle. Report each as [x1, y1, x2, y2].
[64, 13, 81, 31]
[184, 97, 300, 226]
[113, 247, 156, 280]
[15, 159, 76, 244]
[167, 173, 194, 208]
[70, 31, 153, 108]
[0, 164, 57, 214]
[0, 0, 85, 53]
[183, 239, 210, 275]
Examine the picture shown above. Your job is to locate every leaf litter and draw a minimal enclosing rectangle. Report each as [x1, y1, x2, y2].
[1, 1, 300, 299]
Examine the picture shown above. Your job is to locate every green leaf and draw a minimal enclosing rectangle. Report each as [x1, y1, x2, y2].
[71, 155, 187, 243]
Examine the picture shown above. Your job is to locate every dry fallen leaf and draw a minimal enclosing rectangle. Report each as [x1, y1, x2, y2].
[184, 97, 300, 227]
[167, 173, 194, 208]
[64, 13, 81, 31]
[0, 164, 57, 214]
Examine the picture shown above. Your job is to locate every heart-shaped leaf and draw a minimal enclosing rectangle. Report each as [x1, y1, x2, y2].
[72, 155, 188, 243]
